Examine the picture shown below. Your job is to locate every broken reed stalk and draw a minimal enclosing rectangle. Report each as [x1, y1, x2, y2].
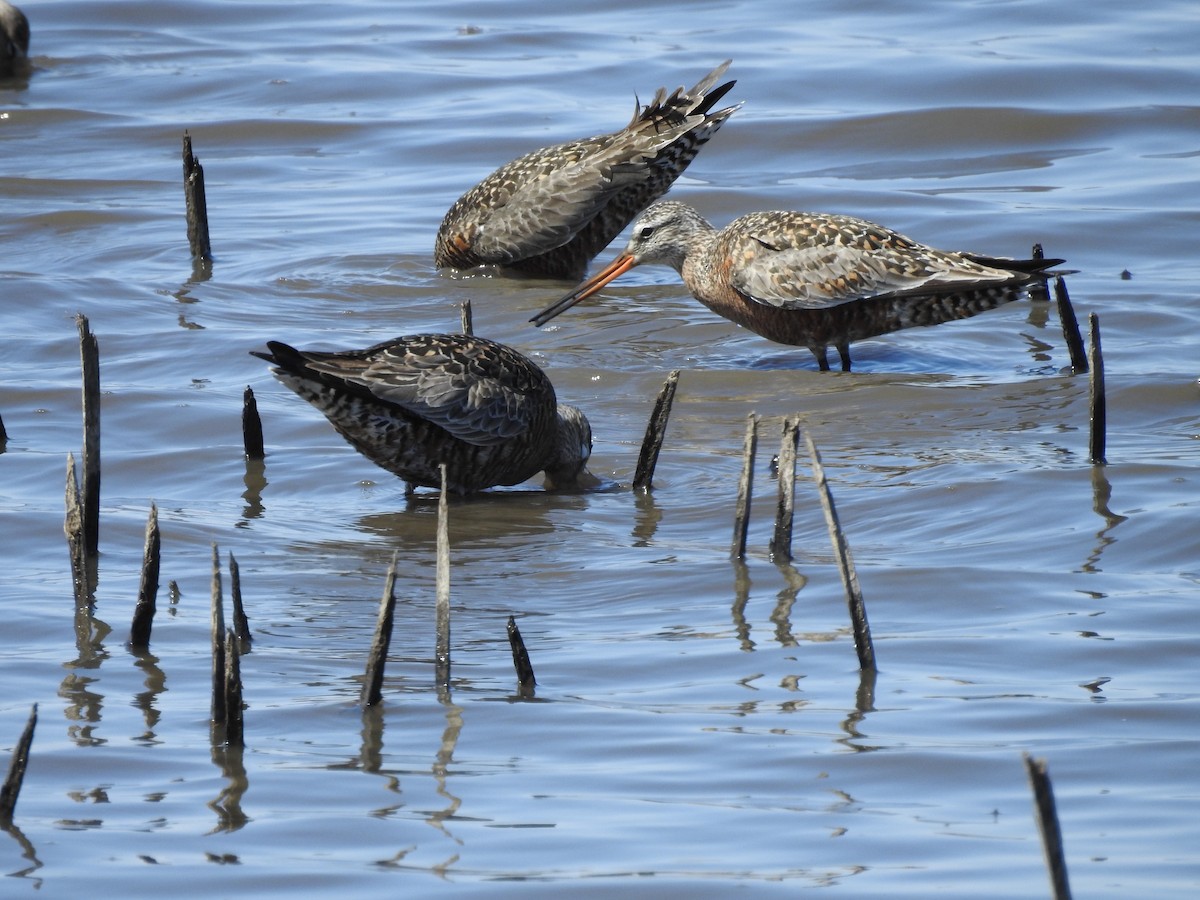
[805, 432, 877, 672]
[228, 552, 252, 644]
[242, 386, 265, 460]
[1088, 313, 1106, 465]
[64, 452, 91, 608]
[77, 314, 101, 560]
[0, 411, 7, 444]
[1054, 277, 1087, 374]
[361, 553, 399, 708]
[768, 417, 800, 563]
[506, 616, 536, 691]
[129, 504, 160, 648]
[222, 632, 244, 746]
[730, 413, 759, 560]
[434, 464, 451, 687]
[0, 704, 37, 822]
[459, 298, 473, 335]
[183, 131, 212, 262]
[210, 543, 226, 723]
[1023, 753, 1072, 900]
[633, 369, 680, 492]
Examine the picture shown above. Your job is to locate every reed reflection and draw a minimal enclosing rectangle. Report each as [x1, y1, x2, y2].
[1083, 464, 1127, 573]
[208, 742, 249, 833]
[128, 647, 166, 746]
[240, 457, 267, 523]
[61, 607, 110, 747]
[1, 820, 41, 884]
[427, 694, 464, 849]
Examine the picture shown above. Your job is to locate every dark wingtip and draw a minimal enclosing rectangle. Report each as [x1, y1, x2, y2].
[250, 340, 304, 370]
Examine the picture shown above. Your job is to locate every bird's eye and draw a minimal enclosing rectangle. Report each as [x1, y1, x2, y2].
[638, 226, 655, 241]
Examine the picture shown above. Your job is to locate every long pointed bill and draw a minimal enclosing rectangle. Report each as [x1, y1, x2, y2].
[529, 254, 639, 328]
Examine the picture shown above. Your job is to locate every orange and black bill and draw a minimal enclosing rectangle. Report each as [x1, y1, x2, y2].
[530, 254, 639, 328]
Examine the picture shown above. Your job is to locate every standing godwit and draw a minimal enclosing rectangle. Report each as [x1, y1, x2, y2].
[434, 62, 739, 281]
[0, 1, 29, 77]
[531, 200, 1063, 371]
[252, 334, 592, 494]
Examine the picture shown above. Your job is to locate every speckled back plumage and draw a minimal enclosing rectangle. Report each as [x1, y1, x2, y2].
[537, 200, 1063, 371]
[434, 62, 739, 280]
[253, 334, 592, 494]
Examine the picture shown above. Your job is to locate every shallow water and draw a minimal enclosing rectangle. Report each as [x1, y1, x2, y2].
[2, 1, 1199, 896]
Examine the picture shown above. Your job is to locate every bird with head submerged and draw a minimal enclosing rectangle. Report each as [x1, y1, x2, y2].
[0, 0, 29, 78]
[532, 200, 1064, 372]
[252, 333, 593, 495]
[434, 61, 740, 281]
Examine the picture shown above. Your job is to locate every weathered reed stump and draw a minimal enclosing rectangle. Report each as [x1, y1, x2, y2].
[242, 387, 264, 460]
[210, 543, 226, 724]
[0, 704, 37, 823]
[769, 417, 800, 563]
[222, 632, 244, 747]
[1054, 277, 1087, 374]
[434, 464, 451, 688]
[805, 432, 876, 672]
[730, 413, 759, 560]
[459, 299, 473, 335]
[1023, 753, 1072, 900]
[633, 369, 680, 492]
[361, 553, 399, 708]
[64, 453, 93, 607]
[183, 131, 212, 262]
[77, 314, 101, 560]
[1088, 313, 1106, 465]
[228, 552, 252, 645]
[129, 504, 160, 648]
[506, 616, 536, 694]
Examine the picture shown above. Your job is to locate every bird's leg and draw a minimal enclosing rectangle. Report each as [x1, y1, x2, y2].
[837, 343, 852, 373]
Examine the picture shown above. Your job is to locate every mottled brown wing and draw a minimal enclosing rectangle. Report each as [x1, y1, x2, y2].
[725, 211, 1026, 310]
[461, 140, 647, 266]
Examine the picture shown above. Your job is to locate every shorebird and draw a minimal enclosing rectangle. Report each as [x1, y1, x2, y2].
[532, 200, 1063, 371]
[252, 334, 592, 494]
[0, 1, 29, 77]
[434, 61, 739, 281]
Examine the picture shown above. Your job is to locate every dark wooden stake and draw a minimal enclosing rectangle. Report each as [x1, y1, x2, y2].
[460, 299, 473, 335]
[242, 386, 264, 460]
[1023, 753, 1072, 900]
[183, 131, 212, 262]
[1054, 277, 1087, 374]
[805, 432, 876, 671]
[1087, 313, 1106, 465]
[222, 632, 244, 747]
[434, 464, 451, 687]
[506, 616, 536, 692]
[769, 417, 800, 563]
[228, 552, 252, 644]
[211, 543, 226, 724]
[361, 553, 399, 708]
[0, 704, 37, 823]
[633, 369, 680, 492]
[64, 452, 92, 608]
[129, 504, 160, 648]
[731, 413, 759, 560]
[77, 314, 101, 560]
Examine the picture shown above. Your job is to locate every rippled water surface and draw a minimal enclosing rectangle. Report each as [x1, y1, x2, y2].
[3, 1, 1199, 896]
